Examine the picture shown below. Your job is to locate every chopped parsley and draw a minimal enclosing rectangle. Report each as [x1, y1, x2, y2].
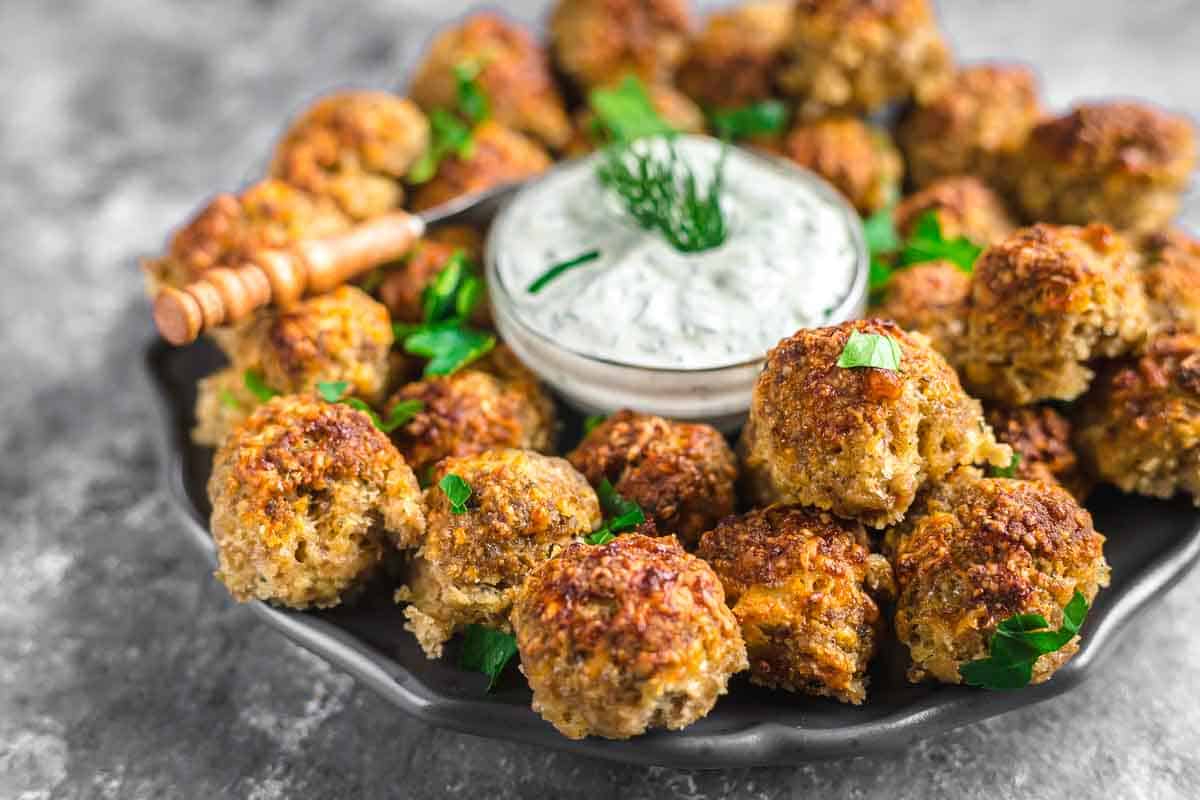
[404, 321, 495, 376]
[243, 370, 278, 403]
[585, 479, 646, 545]
[709, 99, 789, 141]
[219, 387, 241, 411]
[865, 208, 983, 302]
[439, 472, 472, 515]
[526, 250, 602, 294]
[407, 61, 491, 184]
[459, 624, 518, 691]
[990, 451, 1022, 479]
[454, 61, 489, 126]
[836, 331, 902, 371]
[960, 590, 1089, 690]
[315, 380, 422, 433]
[583, 414, 607, 435]
[589, 75, 674, 143]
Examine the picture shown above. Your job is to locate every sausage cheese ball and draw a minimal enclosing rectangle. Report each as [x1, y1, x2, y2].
[209, 395, 425, 608]
[269, 91, 431, 221]
[1076, 332, 1200, 503]
[512, 535, 747, 739]
[1137, 228, 1200, 336]
[567, 409, 737, 546]
[740, 319, 1010, 528]
[781, 115, 903, 215]
[697, 506, 894, 704]
[897, 64, 1042, 190]
[410, 120, 552, 211]
[401, 450, 599, 657]
[965, 224, 1149, 405]
[778, 0, 953, 118]
[887, 467, 1109, 685]
[675, 0, 792, 110]
[893, 176, 1017, 246]
[1016, 102, 1196, 235]
[869, 261, 970, 369]
[408, 13, 572, 151]
[549, 0, 693, 90]
[386, 346, 557, 477]
[986, 405, 1091, 501]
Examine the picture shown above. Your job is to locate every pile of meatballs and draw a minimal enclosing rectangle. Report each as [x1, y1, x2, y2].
[146, 0, 1200, 741]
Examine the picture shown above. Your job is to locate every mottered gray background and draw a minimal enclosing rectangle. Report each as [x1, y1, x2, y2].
[2, 1, 1199, 797]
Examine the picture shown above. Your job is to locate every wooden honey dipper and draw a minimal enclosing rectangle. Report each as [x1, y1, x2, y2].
[153, 210, 425, 345]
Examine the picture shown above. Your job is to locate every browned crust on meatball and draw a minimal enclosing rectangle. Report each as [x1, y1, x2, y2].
[568, 409, 737, 546]
[408, 12, 572, 151]
[986, 405, 1091, 501]
[1075, 331, 1200, 503]
[676, 1, 792, 109]
[410, 120, 552, 211]
[886, 467, 1109, 684]
[1137, 228, 1200, 336]
[870, 261, 970, 369]
[897, 64, 1042, 190]
[550, 0, 693, 90]
[512, 534, 747, 739]
[697, 505, 893, 703]
[893, 176, 1017, 246]
[965, 224, 1150, 405]
[740, 319, 1010, 528]
[208, 394, 424, 608]
[400, 449, 599, 656]
[782, 115, 903, 214]
[1017, 102, 1196, 234]
[778, 0, 953, 117]
[269, 92, 430, 220]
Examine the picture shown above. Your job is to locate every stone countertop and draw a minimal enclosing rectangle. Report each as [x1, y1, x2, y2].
[2, 1, 1199, 797]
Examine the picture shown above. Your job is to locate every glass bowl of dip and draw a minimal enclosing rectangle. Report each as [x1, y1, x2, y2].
[486, 134, 867, 431]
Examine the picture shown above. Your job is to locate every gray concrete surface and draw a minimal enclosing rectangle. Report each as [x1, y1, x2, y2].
[2, 1, 1199, 797]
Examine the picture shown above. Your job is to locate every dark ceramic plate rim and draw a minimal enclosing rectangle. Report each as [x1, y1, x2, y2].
[145, 340, 1200, 768]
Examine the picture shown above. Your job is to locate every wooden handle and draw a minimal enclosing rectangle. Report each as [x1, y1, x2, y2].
[154, 211, 425, 345]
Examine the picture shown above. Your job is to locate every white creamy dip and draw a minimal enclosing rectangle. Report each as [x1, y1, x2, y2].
[489, 135, 863, 371]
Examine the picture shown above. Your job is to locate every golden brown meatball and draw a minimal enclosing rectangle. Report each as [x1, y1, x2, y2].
[675, 1, 792, 109]
[897, 64, 1042, 190]
[697, 506, 894, 704]
[567, 409, 737, 546]
[1137, 228, 1200, 336]
[410, 120, 552, 211]
[778, 0, 953, 118]
[740, 319, 1010, 528]
[269, 91, 430, 221]
[893, 176, 1017, 246]
[781, 115, 903, 214]
[986, 405, 1091, 501]
[1075, 332, 1200, 503]
[1016, 102, 1196, 235]
[886, 467, 1109, 685]
[869, 261, 970, 369]
[965, 224, 1150, 405]
[563, 84, 706, 156]
[512, 534, 746, 739]
[385, 346, 557, 477]
[550, 0, 693, 90]
[376, 235, 490, 328]
[208, 394, 425, 608]
[408, 12, 572, 151]
[400, 449, 600, 657]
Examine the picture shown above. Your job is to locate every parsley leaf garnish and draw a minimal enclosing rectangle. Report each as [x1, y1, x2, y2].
[990, 451, 1022, 479]
[315, 380, 422, 433]
[219, 388, 241, 411]
[459, 624, 518, 692]
[439, 473, 472, 515]
[405, 321, 495, 376]
[583, 414, 607, 435]
[710, 99, 789, 141]
[407, 108, 475, 185]
[243, 370, 278, 403]
[589, 76, 674, 143]
[585, 479, 646, 545]
[421, 250, 471, 322]
[899, 211, 983, 273]
[316, 380, 350, 403]
[526, 249, 602, 294]
[960, 590, 1089, 690]
[454, 61, 489, 126]
[836, 331, 902, 371]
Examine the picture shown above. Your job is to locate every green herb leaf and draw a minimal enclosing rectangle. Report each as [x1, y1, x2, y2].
[990, 451, 1022, 479]
[583, 414, 607, 435]
[899, 211, 983, 273]
[243, 370, 278, 403]
[589, 75, 674, 143]
[455, 275, 483, 319]
[407, 109, 474, 184]
[585, 529, 616, 546]
[405, 321, 496, 377]
[709, 99, 789, 141]
[421, 250, 469, 323]
[439, 473, 472, 515]
[316, 380, 351, 403]
[586, 478, 646, 544]
[454, 61, 489, 125]
[863, 205, 900, 256]
[836, 331, 902, 371]
[317, 381, 421, 432]
[459, 624, 518, 691]
[219, 388, 241, 411]
[526, 250, 602, 294]
[960, 590, 1090, 690]
[379, 398, 424, 432]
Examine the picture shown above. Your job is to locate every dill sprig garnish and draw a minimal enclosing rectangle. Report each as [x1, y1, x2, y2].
[597, 139, 729, 254]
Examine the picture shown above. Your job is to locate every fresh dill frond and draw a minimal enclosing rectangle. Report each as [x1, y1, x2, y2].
[597, 139, 729, 254]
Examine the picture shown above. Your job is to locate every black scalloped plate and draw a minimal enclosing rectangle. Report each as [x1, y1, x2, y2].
[145, 338, 1200, 768]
